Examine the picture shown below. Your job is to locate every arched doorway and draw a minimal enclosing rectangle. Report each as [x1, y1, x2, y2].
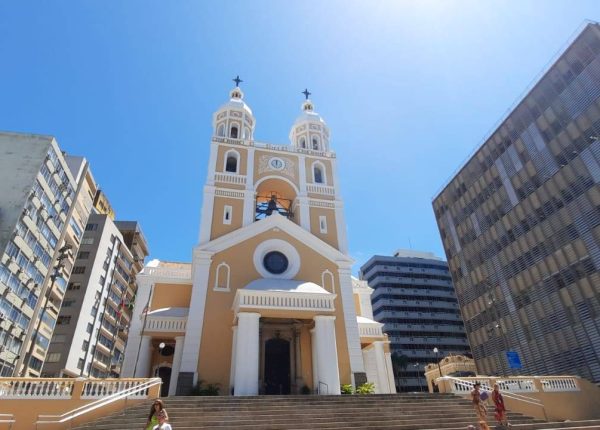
[264, 338, 291, 394]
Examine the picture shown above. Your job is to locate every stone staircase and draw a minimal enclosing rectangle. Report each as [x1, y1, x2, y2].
[74, 393, 600, 430]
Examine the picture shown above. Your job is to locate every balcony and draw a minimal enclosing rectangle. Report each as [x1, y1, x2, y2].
[306, 183, 335, 196]
[357, 316, 385, 338]
[145, 307, 188, 333]
[214, 172, 246, 186]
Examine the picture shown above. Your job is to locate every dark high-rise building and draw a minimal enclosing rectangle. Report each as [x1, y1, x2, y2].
[433, 22, 600, 382]
[360, 250, 471, 392]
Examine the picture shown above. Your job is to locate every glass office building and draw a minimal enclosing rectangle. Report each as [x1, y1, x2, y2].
[433, 23, 600, 382]
[360, 250, 471, 392]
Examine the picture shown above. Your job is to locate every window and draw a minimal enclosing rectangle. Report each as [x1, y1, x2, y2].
[62, 300, 74, 308]
[82, 340, 89, 351]
[77, 358, 85, 370]
[299, 137, 306, 148]
[46, 353, 61, 363]
[57, 316, 71, 325]
[217, 124, 225, 137]
[72, 266, 86, 274]
[214, 262, 231, 291]
[263, 251, 288, 275]
[223, 205, 232, 225]
[86, 323, 93, 334]
[224, 150, 239, 173]
[99, 275, 106, 286]
[81, 238, 94, 245]
[225, 156, 237, 173]
[314, 166, 324, 184]
[312, 137, 319, 150]
[67, 282, 81, 291]
[77, 251, 90, 259]
[244, 127, 251, 139]
[52, 334, 66, 343]
[319, 216, 328, 234]
[85, 223, 98, 231]
[230, 125, 239, 139]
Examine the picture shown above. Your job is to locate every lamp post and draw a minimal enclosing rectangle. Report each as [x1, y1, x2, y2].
[413, 363, 423, 392]
[433, 347, 443, 392]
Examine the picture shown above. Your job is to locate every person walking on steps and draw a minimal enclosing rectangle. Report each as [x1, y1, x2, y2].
[471, 382, 490, 430]
[492, 383, 511, 428]
[153, 410, 172, 430]
[146, 399, 168, 430]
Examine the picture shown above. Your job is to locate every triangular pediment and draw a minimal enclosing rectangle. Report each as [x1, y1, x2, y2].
[194, 213, 353, 267]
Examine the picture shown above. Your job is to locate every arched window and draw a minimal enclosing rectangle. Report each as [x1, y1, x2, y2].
[314, 165, 323, 184]
[312, 136, 320, 150]
[230, 125, 239, 139]
[244, 127, 251, 140]
[224, 150, 239, 173]
[299, 137, 306, 148]
[217, 124, 225, 137]
[214, 262, 230, 291]
[322, 270, 335, 294]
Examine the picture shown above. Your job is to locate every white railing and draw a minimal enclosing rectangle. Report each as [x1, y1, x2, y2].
[496, 378, 537, 393]
[80, 379, 154, 399]
[306, 184, 335, 196]
[145, 316, 187, 333]
[358, 322, 384, 337]
[440, 376, 545, 409]
[141, 265, 192, 280]
[212, 136, 336, 158]
[0, 414, 14, 430]
[36, 378, 161, 427]
[0, 379, 74, 399]
[540, 377, 579, 392]
[214, 172, 246, 185]
[234, 290, 336, 313]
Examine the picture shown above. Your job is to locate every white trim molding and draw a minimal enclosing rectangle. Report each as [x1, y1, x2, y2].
[233, 289, 336, 314]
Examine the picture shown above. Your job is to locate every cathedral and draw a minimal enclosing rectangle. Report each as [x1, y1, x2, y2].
[121, 81, 396, 396]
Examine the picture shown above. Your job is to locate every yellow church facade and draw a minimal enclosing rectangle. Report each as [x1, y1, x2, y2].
[121, 84, 396, 396]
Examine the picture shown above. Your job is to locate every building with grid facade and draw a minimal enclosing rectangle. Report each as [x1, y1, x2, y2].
[359, 250, 471, 392]
[43, 215, 148, 378]
[433, 22, 600, 382]
[0, 132, 96, 377]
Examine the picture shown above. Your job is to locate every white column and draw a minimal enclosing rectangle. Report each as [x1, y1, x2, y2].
[310, 328, 319, 391]
[373, 341, 391, 394]
[229, 326, 238, 394]
[179, 250, 212, 385]
[298, 196, 310, 231]
[198, 185, 216, 244]
[234, 312, 260, 396]
[168, 336, 185, 396]
[121, 278, 153, 377]
[313, 316, 341, 395]
[242, 147, 256, 226]
[337, 267, 365, 375]
[384, 351, 397, 394]
[134, 335, 153, 378]
[334, 200, 348, 254]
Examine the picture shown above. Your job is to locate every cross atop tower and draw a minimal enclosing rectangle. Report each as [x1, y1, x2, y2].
[233, 75, 243, 87]
[302, 88, 311, 100]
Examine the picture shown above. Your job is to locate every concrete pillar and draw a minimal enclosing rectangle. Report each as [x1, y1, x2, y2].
[168, 336, 185, 396]
[373, 341, 391, 394]
[234, 312, 260, 396]
[134, 335, 152, 378]
[313, 316, 341, 394]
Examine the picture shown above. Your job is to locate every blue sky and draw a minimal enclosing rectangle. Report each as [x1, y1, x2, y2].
[1, 1, 598, 272]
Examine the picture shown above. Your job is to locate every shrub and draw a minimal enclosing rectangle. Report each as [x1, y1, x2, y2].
[190, 380, 220, 396]
[355, 382, 375, 395]
[340, 384, 354, 395]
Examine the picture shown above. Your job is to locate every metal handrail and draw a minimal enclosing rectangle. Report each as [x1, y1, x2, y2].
[318, 381, 329, 395]
[36, 377, 161, 427]
[439, 376, 548, 420]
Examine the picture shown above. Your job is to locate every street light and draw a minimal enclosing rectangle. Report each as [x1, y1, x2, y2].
[433, 347, 443, 377]
[413, 363, 423, 392]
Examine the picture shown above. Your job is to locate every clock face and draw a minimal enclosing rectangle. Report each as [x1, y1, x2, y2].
[269, 158, 285, 170]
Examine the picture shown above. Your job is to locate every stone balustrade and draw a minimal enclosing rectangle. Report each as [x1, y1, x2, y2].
[214, 172, 246, 185]
[145, 315, 187, 333]
[306, 183, 335, 196]
[233, 289, 336, 313]
[358, 322, 384, 338]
